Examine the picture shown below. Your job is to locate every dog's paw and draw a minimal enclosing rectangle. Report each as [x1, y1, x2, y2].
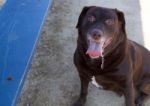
[135, 103, 143, 106]
[72, 102, 83, 106]
[135, 97, 143, 106]
[71, 98, 86, 106]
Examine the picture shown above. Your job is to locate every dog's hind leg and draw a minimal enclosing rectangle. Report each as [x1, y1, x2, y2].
[135, 92, 149, 106]
[135, 80, 150, 106]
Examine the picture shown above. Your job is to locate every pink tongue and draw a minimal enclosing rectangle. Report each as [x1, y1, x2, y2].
[86, 41, 103, 57]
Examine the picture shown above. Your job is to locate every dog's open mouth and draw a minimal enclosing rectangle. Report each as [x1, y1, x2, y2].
[86, 37, 112, 59]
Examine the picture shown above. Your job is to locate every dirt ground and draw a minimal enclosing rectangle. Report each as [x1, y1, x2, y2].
[17, 0, 150, 106]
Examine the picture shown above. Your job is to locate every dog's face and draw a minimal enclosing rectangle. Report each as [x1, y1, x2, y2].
[76, 6, 125, 59]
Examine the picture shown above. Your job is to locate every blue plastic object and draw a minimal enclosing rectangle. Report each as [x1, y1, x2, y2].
[0, 0, 53, 106]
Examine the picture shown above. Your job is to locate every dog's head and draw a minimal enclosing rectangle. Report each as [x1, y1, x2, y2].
[76, 6, 126, 59]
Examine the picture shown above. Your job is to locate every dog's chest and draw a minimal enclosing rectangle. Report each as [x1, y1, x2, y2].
[91, 75, 123, 91]
[91, 76, 103, 89]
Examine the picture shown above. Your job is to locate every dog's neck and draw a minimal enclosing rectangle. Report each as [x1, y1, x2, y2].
[102, 33, 128, 70]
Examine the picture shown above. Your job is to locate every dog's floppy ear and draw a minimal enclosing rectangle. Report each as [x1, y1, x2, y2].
[76, 6, 91, 28]
[115, 9, 126, 33]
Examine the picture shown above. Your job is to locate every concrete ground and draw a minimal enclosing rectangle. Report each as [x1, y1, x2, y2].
[17, 0, 150, 106]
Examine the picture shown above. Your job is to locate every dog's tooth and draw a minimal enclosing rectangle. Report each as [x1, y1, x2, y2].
[90, 56, 99, 59]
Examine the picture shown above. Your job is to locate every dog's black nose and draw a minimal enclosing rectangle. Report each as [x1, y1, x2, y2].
[92, 29, 102, 40]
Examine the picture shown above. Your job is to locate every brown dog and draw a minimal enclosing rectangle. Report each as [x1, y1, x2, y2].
[72, 6, 150, 106]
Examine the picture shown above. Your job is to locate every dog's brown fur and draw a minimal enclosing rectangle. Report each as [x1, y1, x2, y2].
[72, 6, 150, 106]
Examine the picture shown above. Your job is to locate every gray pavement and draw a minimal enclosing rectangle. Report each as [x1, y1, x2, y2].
[17, 0, 150, 106]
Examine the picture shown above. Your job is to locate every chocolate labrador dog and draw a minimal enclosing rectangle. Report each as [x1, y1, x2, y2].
[72, 6, 150, 106]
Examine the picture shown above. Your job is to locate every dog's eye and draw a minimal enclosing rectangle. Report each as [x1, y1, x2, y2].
[88, 16, 96, 23]
[105, 19, 114, 25]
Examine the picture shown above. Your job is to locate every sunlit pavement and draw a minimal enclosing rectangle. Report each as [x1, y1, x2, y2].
[140, 0, 150, 50]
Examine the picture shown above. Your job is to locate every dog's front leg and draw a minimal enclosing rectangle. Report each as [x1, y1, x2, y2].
[72, 74, 90, 106]
[125, 79, 136, 106]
